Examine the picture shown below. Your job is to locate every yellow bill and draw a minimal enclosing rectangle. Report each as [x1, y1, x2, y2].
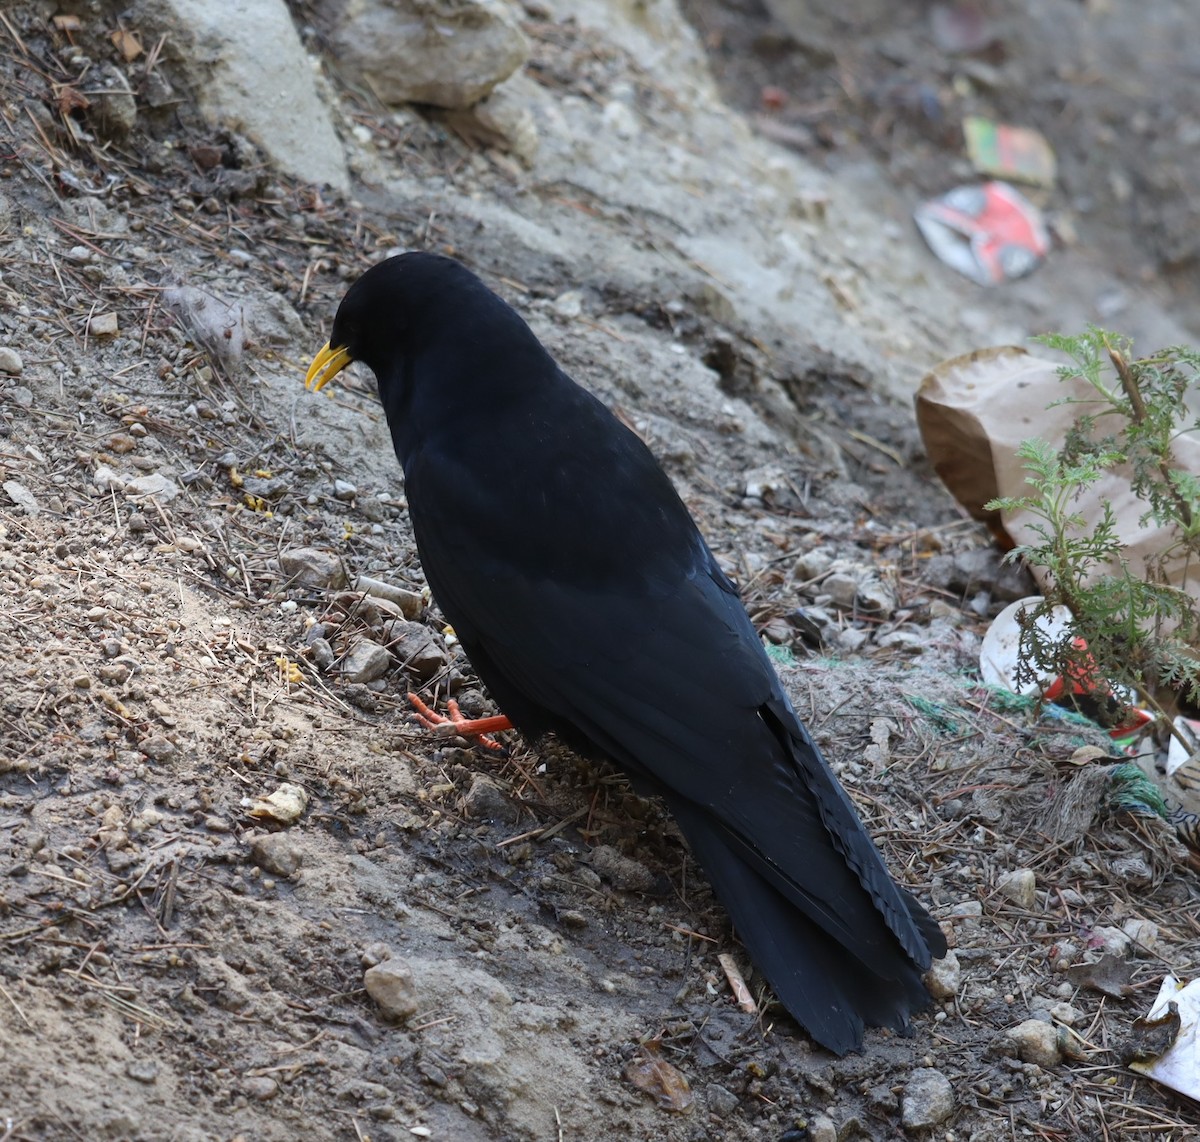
[305, 341, 355, 391]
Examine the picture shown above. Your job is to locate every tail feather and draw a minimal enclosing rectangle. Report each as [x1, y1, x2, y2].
[670, 797, 938, 1055]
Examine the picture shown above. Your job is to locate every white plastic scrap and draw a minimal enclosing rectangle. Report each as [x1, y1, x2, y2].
[1127, 975, 1200, 1101]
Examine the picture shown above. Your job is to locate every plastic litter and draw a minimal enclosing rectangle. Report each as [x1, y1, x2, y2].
[963, 117, 1057, 187]
[914, 182, 1049, 285]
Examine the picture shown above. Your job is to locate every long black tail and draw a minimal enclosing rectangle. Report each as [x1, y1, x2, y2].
[669, 796, 943, 1055]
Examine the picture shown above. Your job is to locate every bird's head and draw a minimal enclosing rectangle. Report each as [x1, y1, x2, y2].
[304, 251, 527, 393]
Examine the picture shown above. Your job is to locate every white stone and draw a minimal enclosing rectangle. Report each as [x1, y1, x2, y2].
[153, 0, 348, 188]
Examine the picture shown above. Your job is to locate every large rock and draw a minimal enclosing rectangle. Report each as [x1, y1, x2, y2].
[324, 0, 530, 109]
[149, 0, 348, 189]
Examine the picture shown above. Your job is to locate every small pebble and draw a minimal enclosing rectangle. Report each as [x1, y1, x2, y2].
[807, 1113, 837, 1142]
[125, 473, 180, 502]
[384, 620, 449, 681]
[310, 637, 335, 670]
[3, 480, 39, 516]
[1122, 917, 1159, 952]
[242, 1076, 278, 1101]
[139, 735, 178, 762]
[924, 948, 961, 999]
[553, 290, 583, 318]
[0, 347, 23, 374]
[250, 833, 304, 878]
[703, 1083, 739, 1117]
[125, 1059, 159, 1084]
[949, 900, 982, 918]
[997, 868, 1037, 910]
[1006, 1018, 1061, 1068]
[364, 958, 419, 1021]
[361, 942, 395, 968]
[340, 638, 392, 683]
[279, 546, 345, 589]
[901, 1068, 954, 1130]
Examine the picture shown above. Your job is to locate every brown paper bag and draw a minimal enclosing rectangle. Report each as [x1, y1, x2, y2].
[915, 345, 1200, 601]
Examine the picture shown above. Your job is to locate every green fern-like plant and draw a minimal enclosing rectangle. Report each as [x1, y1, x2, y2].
[985, 329, 1200, 730]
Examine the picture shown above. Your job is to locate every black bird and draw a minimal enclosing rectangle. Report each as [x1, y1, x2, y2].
[305, 252, 946, 1054]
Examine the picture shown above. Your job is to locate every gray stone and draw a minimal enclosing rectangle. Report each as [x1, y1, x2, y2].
[703, 1083, 738, 1116]
[553, 290, 584, 319]
[856, 576, 897, 617]
[1122, 917, 1159, 952]
[1006, 1019, 1061, 1068]
[242, 1076, 278, 1101]
[93, 62, 138, 138]
[243, 293, 306, 348]
[340, 638, 392, 683]
[89, 312, 119, 337]
[93, 464, 124, 493]
[125, 1058, 159, 1084]
[356, 495, 390, 522]
[310, 637, 336, 670]
[125, 474, 181, 503]
[807, 1113, 837, 1142]
[924, 948, 960, 1000]
[333, 479, 358, 500]
[250, 832, 304, 877]
[364, 958, 419, 1021]
[837, 626, 869, 652]
[874, 628, 923, 649]
[997, 868, 1037, 910]
[384, 620, 450, 681]
[241, 475, 292, 500]
[953, 546, 1031, 602]
[361, 942, 395, 967]
[3, 481, 38, 516]
[795, 549, 833, 580]
[279, 547, 346, 589]
[437, 73, 540, 161]
[330, 0, 530, 110]
[588, 844, 656, 892]
[139, 734, 179, 762]
[0, 347, 23, 374]
[1090, 924, 1132, 956]
[462, 775, 520, 824]
[901, 1068, 954, 1130]
[823, 572, 859, 609]
[742, 463, 789, 503]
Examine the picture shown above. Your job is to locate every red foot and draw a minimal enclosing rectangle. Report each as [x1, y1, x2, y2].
[407, 692, 511, 752]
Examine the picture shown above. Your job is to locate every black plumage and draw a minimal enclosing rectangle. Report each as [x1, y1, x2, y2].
[305, 252, 946, 1054]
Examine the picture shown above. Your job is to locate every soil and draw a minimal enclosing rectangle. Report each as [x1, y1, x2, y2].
[2, 2, 1200, 1141]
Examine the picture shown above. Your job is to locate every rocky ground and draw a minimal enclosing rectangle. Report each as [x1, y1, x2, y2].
[2, 0, 1200, 1140]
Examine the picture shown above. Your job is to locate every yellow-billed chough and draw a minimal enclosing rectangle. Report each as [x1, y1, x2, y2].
[305, 252, 946, 1054]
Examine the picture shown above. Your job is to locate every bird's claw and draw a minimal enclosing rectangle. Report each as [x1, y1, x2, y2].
[407, 692, 509, 752]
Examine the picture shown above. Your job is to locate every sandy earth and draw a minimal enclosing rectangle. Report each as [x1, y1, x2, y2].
[2, 1, 1200, 1140]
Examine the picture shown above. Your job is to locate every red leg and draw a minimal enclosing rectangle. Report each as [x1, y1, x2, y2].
[408, 692, 511, 751]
